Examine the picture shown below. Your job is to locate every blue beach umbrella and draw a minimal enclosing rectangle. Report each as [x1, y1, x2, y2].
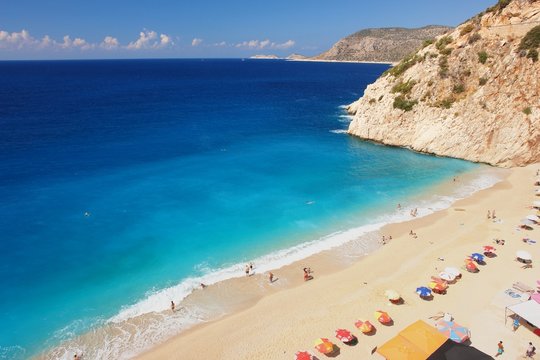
[416, 286, 432, 297]
[470, 253, 484, 262]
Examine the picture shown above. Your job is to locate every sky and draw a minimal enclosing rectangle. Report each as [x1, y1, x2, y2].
[0, 0, 496, 60]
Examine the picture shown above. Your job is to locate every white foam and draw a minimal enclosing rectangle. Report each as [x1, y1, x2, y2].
[330, 129, 348, 134]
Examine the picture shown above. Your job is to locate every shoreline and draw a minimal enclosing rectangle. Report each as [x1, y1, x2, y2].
[37, 165, 503, 359]
[138, 163, 540, 359]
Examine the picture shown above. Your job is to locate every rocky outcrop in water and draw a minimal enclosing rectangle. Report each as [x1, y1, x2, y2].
[347, 0, 540, 167]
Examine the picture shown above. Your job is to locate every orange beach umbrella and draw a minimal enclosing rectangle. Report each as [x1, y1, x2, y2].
[374, 310, 392, 324]
[335, 328, 355, 343]
[314, 338, 334, 354]
[355, 319, 374, 333]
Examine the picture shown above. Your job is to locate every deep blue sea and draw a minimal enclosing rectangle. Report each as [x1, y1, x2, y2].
[0, 59, 483, 359]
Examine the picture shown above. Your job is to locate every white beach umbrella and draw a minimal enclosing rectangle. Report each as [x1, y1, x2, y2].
[522, 219, 535, 226]
[526, 215, 539, 221]
[534, 200, 540, 207]
[439, 272, 455, 282]
[444, 267, 461, 277]
[516, 250, 532, 261]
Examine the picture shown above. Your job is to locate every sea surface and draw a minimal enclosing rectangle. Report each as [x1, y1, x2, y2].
[0, 59, 493, 359]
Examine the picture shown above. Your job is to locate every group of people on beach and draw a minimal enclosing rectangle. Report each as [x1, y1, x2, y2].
[409, 230, 418, 239]
[487, 209, 497, 219]
[410, 208, 418, 217]
[381, 235, 392, 245]
[245, 262, 254, 276]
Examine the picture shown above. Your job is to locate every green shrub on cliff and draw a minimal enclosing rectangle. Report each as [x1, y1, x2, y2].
[519, 26, 540, 51]
[435, 97, 455, 109]
[460, 24, 475, 36]
[383, 53, 422, 78]
[523, 107, 532, 115]
[487, 0, 512, 13]
[391, 80, 416, 94]
[453, 83, 465, 94]
[479, 77, 488, 86]
[478, 51, 488, 64]
[393, 96, 418, 111]
[439, 56, 449, 77]
[527, 49, 538, 62]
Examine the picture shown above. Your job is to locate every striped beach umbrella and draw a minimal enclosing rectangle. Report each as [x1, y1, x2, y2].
[438, 272, 455, 282]
[314, 338, 334, 354]
[436, 320, 470, 343]
[355, 319, 374, 334]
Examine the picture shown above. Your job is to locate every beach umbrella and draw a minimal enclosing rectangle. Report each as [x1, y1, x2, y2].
[429, 281, 448, 293]
[470, 253, 484, 262]
[526, 215, 539, 222]
[314, 338, 334, 354]
[385, 289, 400, 301]
[355, 319, 374, 333]
[416, 286, 432, 297]
[444, 267, 461, 277]
[439, 272, 455, 282]
[483, 245, 496, 253]
[465, 261, 478, 272]
[534, 201, 540, 207]
[295, 351, 313, 360]
[516, 250, 532, 261]
[335, 328, 355, 343]
[436, 320, 470, 343]
[374, 310, 392, 324]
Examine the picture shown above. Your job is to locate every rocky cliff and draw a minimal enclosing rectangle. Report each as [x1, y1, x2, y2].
[312, 26, 452, 63]
[347, 0, 540, 167]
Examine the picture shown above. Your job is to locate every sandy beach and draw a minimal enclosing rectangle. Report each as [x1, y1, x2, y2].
[138, 163, 540, 360]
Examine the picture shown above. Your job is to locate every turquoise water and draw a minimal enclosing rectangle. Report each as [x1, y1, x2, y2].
[0, 59, 479, 358]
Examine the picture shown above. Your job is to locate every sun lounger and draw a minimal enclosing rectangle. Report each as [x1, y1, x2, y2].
[512, 282, 534, 294]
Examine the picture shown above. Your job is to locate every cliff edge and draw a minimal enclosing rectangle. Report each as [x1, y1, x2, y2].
[347, 0, 540, 167]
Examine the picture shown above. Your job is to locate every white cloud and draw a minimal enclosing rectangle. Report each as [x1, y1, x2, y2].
[126, 30, 172, 50]
[214, 41, 227, 47]
[0, 29, 38, 49]
[235, 39, 295, 50]
[0, 28, 178, 56]
[100, 36, 119, 49]
[191, 38, 203, 47]
[273, 39, 295, 49]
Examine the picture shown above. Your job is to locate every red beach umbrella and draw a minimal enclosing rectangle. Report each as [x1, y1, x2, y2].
[483, 245, 496, 253]
[314, 338, 334, 354]
[295, 351, 313, 360]
[465, 260, 478, 272]
[355, 319, 374, 334]
[335, 328, 355, 343]
[374, 310, 392, 324]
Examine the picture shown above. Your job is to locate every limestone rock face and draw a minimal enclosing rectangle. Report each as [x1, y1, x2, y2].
[347, 0, 540, 167]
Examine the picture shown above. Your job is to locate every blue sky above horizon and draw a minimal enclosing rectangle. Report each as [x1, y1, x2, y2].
[1, 0, 496, 60]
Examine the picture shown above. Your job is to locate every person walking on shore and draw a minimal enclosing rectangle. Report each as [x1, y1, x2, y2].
[269, 272, 274, 283]
[170, 301, 175, 313]
[495, 341, 504, 357]
[525, 342, 535, 358]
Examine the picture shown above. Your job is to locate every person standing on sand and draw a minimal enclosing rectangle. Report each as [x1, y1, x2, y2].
[245, 264, 250, 276]
[170, 301, 175, 312]
[513, 316, 520, 331]
[492, 210, 496, 219]
[487, 210, 491, 219]
[269, 272, 274, 283]
[495, 341, 504, 357]
[526, 342, 535, 358]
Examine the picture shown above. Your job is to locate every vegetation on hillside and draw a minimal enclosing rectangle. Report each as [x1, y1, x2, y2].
[519, 25, 540, 62]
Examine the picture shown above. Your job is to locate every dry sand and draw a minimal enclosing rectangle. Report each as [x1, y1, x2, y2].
[138, 164, 540, 360]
